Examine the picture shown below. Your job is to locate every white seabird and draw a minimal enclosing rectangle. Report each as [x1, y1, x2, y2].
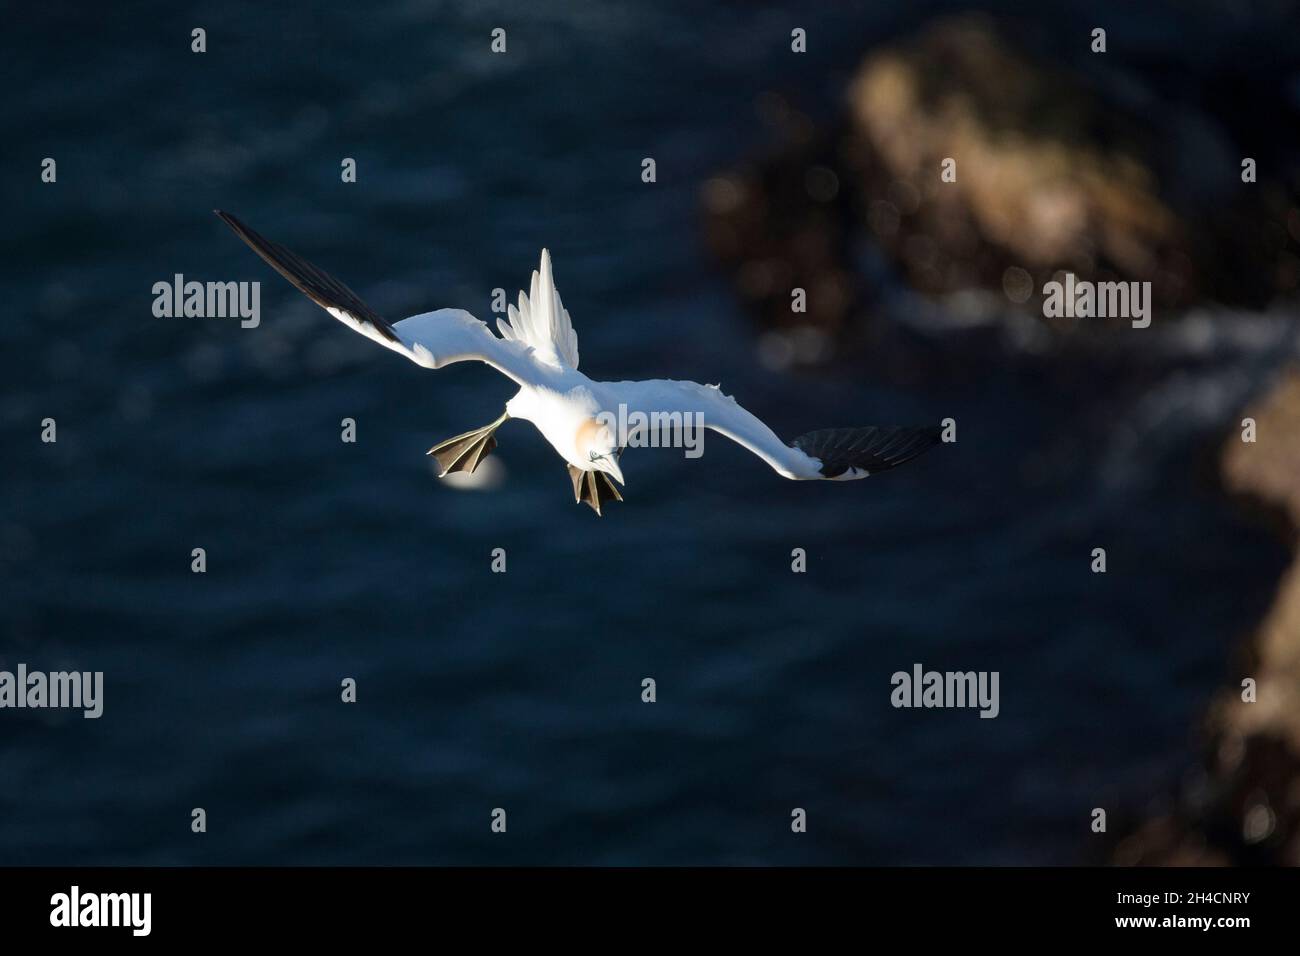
[216, 211, 942, 515]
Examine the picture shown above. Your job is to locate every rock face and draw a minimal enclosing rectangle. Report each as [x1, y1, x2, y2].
[1109, 371, 1300, 866]
[702, 14, 1300, 345]
[847, 18, 1187, 309]
[702, 13, 1300, 865]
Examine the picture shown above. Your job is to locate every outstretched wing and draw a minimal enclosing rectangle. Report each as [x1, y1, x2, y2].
[215, 210, 542, 387]
[611, 378, 941, 481]
[495, 249, 580, 370]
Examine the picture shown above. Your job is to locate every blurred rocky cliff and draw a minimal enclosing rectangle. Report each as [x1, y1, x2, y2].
[702, 14, 1300, 360]
[701, 12, 1300, 865]
[1110, 374, 1300, 865]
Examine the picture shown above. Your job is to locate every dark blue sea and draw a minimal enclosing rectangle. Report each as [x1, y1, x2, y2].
[2, 1, 1293, 864]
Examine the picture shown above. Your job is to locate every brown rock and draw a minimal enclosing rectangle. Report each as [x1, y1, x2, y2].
[702, 14, 1300, 348]
[1223, 370, 1300, 529]
[845, 16, 1190, 311]
[1218, 370, 1300, 749]
[1112, 371, 1300, 865]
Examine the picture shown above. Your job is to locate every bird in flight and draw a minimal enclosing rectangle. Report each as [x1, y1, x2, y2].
[216, 211, 943, 515]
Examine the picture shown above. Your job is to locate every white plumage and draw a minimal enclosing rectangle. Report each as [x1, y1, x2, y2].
[495, 249, 580, 370]
[217, 211, 942, 514]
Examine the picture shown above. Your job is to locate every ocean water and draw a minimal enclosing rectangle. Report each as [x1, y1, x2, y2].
[1, 1, 1294, 864]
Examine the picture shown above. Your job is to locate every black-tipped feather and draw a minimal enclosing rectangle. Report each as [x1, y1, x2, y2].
[791, 425, 942, 478]
[214, 209, 401, 343]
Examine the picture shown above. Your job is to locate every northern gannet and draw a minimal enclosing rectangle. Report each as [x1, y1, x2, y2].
[216, 211, 942, 515]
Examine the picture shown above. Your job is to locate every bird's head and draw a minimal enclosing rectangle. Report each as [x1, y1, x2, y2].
[577, 417, 624, 485]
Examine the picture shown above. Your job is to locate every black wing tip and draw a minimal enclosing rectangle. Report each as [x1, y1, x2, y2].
[214, 209, 246, 236]
[792, 424, 944, 478]
[213, 209, 402, 345]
